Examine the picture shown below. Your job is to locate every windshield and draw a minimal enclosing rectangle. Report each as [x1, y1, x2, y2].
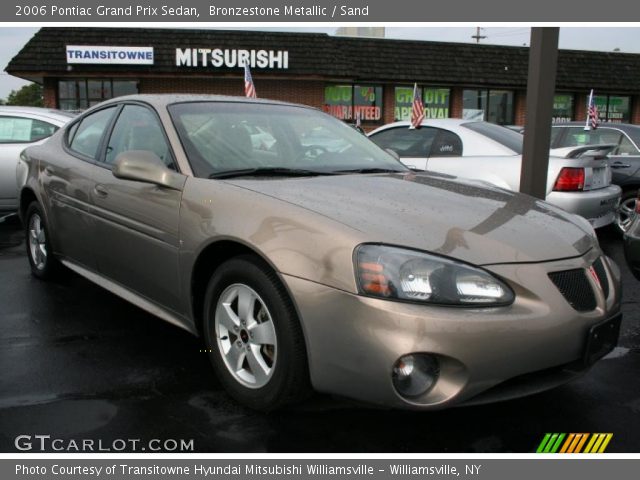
[168, 102, 407, 177]
[462, 121, 523, 154]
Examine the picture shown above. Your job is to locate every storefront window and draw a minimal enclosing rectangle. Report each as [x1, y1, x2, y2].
[394, 87, 450, 121]
[607, 96, 630, 123]
[463, 89, 488, 121]
[323, 84, 383, 123]
[552, 94, 574, 123]
[593, 95, 631, 123]
[463, 89, 514, 125]
[57, 79, 139, 111]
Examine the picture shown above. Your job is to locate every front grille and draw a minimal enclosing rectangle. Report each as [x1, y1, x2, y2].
[548, 269, 597, 312]
[592, 257, 610, 299]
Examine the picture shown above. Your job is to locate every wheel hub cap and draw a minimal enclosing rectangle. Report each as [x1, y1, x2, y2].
[28, 214, 47, 271]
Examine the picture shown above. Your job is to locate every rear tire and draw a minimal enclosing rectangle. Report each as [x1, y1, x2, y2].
[203, 255, 310, 411]
[615, 189, 638, 234]
[25, 202, 61, 280]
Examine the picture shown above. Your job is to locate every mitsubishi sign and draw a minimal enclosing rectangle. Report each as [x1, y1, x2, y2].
[176, 48, 289, 69]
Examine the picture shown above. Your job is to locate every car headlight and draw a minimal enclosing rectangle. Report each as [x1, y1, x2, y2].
[355, 244, 514, 306]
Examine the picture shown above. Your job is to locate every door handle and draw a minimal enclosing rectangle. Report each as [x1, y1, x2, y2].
[611, 162, 631, 169]
[94, 185, 108, 198]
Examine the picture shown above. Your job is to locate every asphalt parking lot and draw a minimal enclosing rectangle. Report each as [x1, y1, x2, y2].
[0, 213, 638, 453]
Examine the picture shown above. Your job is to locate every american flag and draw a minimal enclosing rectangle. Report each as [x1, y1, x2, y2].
[244, 64, 257, 99]
[585, 89, 598, 130]
[410, 83, 424, 129]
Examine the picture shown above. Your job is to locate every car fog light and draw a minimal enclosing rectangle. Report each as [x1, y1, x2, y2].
[392, 354, 440, 398]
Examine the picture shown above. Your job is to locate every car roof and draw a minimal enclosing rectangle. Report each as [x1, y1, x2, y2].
[97, 94, 316, 111]
[0, 106, 74, 123]
[552, 121, 640, 133]
[371, 119, 471, 131]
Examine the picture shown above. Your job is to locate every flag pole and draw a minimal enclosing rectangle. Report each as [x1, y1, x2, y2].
[584, 89, 593, 131]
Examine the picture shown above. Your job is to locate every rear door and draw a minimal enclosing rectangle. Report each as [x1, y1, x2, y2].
[44, 106, 118, 269]
[90, 103, 185, 313]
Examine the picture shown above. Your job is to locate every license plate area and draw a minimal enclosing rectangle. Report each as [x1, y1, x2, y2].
[584, 313, 621, 366]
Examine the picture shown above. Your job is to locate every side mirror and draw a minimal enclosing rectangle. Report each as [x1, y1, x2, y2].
[112, 151, 185, 191]
[385, 148, 400, 161]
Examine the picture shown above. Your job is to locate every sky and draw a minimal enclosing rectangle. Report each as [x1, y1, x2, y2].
[2, 26, 640, 100]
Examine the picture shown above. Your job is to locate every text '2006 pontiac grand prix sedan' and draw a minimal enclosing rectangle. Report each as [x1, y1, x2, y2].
[18, 95, 622, 410]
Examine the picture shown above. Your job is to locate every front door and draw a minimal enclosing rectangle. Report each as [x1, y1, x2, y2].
[91, 103, 185, 314]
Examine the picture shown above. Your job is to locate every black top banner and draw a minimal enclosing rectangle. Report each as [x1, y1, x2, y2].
[5, 0, 640, 22]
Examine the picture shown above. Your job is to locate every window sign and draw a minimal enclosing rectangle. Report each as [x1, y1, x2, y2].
[592, 95, 631, 123]
[394, 86, 419, 121]
[353, 85, 382, 121]
[552, 94, 574, 123]
[423, 88, 450, 119]
[395, 87, 450, 121]
[324, 85, 382, 122]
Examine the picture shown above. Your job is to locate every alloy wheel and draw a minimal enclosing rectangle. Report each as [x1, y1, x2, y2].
[28, 213, 47, 271]
[214, 283, 277, 389]
[616, 196, 637, 233]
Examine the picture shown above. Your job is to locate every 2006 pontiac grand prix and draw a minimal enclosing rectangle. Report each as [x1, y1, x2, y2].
[18, 95, 622, 411]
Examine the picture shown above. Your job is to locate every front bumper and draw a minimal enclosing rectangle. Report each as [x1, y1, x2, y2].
[546, 185, 621, 228]
[284, 248, 621, 409]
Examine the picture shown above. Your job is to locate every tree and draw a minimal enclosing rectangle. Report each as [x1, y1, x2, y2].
[5, 83, 43, 107]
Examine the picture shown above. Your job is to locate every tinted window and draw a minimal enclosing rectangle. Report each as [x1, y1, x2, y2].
[462, 121, 523, 154]
[615, 135, 639, 156]
[369, 127, 438, 157]
[105, 104, 174, 169]
[556, 127, 623, 149]
[169, 102, 407, 177]
[430, 130, 463, 157]
[69, 107, 117, 159]
[0, 116, 59, 143]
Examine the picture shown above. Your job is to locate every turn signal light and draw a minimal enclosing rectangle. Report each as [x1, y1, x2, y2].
[553, 167, 585, 192]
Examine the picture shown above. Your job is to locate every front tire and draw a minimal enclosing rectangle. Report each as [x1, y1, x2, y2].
[203, 255, 310, 411]
[25, 202, 61, 280]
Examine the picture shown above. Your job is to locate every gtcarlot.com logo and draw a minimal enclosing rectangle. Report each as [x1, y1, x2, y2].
[14, 435, 194, 452]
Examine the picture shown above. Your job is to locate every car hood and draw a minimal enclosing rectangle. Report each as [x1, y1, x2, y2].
[227, 172, 596, 265]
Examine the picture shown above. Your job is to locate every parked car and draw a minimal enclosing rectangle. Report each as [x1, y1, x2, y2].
[550, 122, 640, 233]
[0, 106, 73, 214]
[368, 120, 621, 229]
[623, 191, 640, 280]
[19, 95, 621, 411]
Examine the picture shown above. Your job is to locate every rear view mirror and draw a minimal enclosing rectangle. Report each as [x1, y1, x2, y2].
[112, 151, 185, 191]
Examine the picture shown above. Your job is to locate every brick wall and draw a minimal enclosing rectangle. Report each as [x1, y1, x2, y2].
[43, 78, 58, 108]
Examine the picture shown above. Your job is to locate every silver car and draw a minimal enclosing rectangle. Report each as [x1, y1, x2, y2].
[0, 106, 72, 214]
[369, 120, 622, 229]
[19, 95, 622, 411]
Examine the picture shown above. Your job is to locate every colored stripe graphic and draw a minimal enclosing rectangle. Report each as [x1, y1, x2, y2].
[537, 433, 612, 453]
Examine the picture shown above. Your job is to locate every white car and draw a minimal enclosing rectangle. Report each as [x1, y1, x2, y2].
[369, 119, 622, 228]
[1, 106, 73, 214]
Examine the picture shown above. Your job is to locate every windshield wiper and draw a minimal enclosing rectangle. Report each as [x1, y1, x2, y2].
[333, 167, 407, 174]
[209, 167, 337, 179]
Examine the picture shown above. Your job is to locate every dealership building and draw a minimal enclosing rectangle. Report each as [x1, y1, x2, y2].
[6, 27, 640, 128]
